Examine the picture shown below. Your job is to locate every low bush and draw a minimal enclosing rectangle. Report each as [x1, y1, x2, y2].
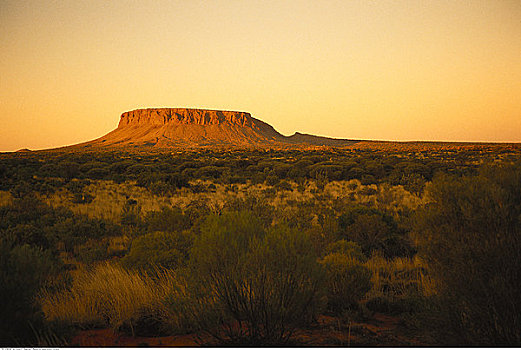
[325, 239, 366, 261]
[338, 206, 413, 258]
[75, 240, 111, 265]
[121, 230, 193, 271]
[415, 164, 521, 345]
[0, 241, 61, 345]
[190, 211, 325, 345]
[143, 207, 191, 233]
[319, 253, 372, 313]
[49, 216, 121, 252]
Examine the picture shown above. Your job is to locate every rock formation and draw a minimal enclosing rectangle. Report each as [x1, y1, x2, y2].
[83, 108, 356, 148]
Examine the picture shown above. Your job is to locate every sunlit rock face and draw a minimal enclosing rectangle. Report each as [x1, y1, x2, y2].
[78, 108, 357, 149]
[119, 109, 260, 128]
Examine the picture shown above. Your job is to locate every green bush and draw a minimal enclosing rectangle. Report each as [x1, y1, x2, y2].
[144, 207, 190, 233]
[0, 241, 60, 345]
[415, 164, 521, 345]
[319, 253, 372, 313]
[190, 211, 325, 345]
[2, 224, 50, 250]
[49, 216, 121, 252]
[222, 196, 274, 228]
[122, 231, 193, 271]
[75, 240, 111, 265]
[325, 239, 366, 261]
[85, 167, 109, 179]
[275, 180, 293, 191]
[338, 207, 413, 258]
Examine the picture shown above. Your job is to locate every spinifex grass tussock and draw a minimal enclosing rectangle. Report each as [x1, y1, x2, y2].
[46, 180, 171, 222]
[364, 253, 435, 299]
[44, 177, 422, 225]
[0, 190, 12, 207]
[39, 263, 195, 336]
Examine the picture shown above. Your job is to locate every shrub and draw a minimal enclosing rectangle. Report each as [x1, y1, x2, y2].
[222, 196, 274, 228]
[360, 174, 376, 185]
[0, 197, 64, 231]
[121, 230, 193, 271]
[340, 213, 390, 254]
[49, 216, 121, 252]
[275, 180, 293, 191]
[325, 240, 366, 261]
[265, 174, 280, 186]
[400, 173, 426, 196]
[144, 207, 190, 233]
[319, 253, 372, 313]
[9, 181, 33, 198]
[415, 164, 521, 345]
[190, 212, 325, 345]
[2, 224, 50, 250]
[75, 240, 110, 265]
[0, 242, 60, 345]
[85, 167, 109, 179]
[338, 207, 413, 258]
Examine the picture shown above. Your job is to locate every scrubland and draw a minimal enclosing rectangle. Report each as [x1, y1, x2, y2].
[1, 147, 520, 346]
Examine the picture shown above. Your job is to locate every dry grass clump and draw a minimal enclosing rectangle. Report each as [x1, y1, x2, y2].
[376, 183, 424, 212]
[0, 190, 12, 207]
[364, 253, 435, 299]
[46, 180, 171, 222]
[43, 177, 423, 230]
[39, 263, 191, 336]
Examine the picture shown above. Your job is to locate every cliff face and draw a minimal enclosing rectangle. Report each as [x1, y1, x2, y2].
[118, 109, 258, 128]
[82, 108, 357, 149]
[89, 108, 284, 148]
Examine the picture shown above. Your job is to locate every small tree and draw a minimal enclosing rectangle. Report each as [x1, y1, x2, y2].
[415, 164, 521, 345]
[0, 242, 59, 345]
[190, 211, 325, 345]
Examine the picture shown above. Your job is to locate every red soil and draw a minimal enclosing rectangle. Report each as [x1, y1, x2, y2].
[71, 313, 423, 347]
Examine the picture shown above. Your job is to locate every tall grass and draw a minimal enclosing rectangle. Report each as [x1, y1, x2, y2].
[0, 190, 12, 207]
[39, 263, 193, 336]
[45, 180, 171, 222]
[364, 253, 435, 299]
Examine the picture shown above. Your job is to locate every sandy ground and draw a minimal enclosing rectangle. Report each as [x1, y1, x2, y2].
[71, 312, 424, 347]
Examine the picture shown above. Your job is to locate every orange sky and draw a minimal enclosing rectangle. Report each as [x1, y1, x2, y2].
[1, 0, 520, 151]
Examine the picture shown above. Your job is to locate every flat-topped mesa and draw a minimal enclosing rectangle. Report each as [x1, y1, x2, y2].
[78, 107, 358, 149]
[118, 108, 256, 128]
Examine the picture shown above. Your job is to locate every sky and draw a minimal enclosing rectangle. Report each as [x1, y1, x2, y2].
[1, 0, 520, 151]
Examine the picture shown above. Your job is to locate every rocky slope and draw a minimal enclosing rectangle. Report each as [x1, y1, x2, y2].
[82, 108, 357, 148]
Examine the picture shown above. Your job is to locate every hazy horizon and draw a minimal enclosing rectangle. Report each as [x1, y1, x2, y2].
[1, 0, 520, 152]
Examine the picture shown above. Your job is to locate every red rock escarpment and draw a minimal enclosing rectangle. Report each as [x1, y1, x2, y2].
[82, 108, 357, 148]
[119, 109, 257, 128]
[90, 108, 283, 147]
